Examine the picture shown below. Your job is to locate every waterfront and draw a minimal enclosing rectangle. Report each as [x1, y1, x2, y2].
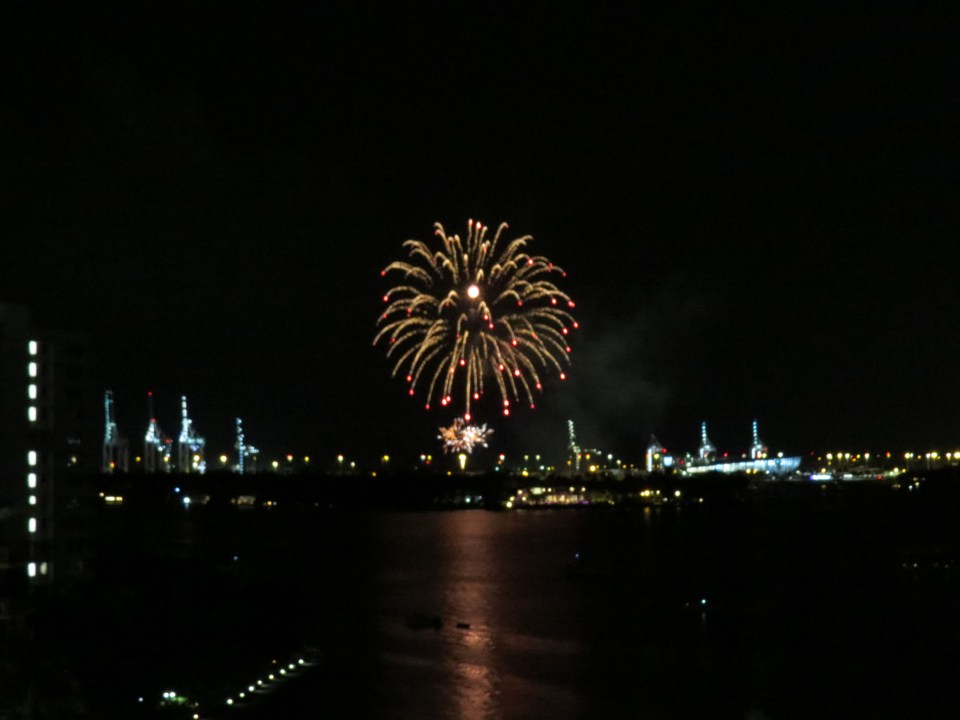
[23, 491, 960, 718]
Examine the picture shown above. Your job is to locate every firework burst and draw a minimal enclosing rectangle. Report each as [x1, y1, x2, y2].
[438, 418, 493, 454]
[375, 220, 577, 418]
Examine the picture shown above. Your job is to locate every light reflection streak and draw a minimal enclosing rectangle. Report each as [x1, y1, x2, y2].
[437, 512, 499, 720]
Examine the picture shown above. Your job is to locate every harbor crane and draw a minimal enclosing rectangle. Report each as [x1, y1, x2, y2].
[102, 390, 129, 473]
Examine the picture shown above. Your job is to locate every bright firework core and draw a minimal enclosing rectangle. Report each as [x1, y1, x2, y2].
[375, 219, 577, 419]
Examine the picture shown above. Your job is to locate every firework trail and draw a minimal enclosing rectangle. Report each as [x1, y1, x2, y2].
[375, 220, 577, 419]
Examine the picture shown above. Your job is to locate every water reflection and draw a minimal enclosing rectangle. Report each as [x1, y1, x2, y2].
[436, 511, 499, 720]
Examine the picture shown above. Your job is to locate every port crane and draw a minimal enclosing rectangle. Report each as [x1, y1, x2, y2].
[177, 395, 206, 473]
[144, 391, 173, 473]
[102, 390, 129, 473]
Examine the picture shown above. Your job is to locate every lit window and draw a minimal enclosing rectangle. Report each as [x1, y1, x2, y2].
[28, 517, 37, 533]
[40, 561, 48, 575]
[28, 362, 37, 378]
[28, 495, 36, 505]
[28, 451, 37, 466]
[28, 406, 37, 422]
[28, 340, 38, 356]
[27, 473, 37, 488]
[28, 384, 37, 399]
[27, 562, 37, 578]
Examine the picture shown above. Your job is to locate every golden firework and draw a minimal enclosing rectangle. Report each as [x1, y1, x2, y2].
[375, 220, 577, 418]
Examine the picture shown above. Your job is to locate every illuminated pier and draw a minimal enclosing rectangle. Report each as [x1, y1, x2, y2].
[683, 421, 800, 476]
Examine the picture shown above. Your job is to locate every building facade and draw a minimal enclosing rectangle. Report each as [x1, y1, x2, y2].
[0, 303, 94, 617]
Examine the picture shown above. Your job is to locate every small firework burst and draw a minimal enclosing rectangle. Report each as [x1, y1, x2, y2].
[438, 417, 493, 454]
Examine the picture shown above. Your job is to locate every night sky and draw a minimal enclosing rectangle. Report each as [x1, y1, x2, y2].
[3, 2, 959, 463]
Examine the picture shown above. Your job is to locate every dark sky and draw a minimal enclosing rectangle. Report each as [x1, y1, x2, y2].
[3, 2, 959, 464]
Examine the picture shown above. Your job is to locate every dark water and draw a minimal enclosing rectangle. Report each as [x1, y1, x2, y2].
[45, 501, 960, 718]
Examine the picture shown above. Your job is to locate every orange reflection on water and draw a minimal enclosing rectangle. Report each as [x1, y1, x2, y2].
[436, 511, 500, 720]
